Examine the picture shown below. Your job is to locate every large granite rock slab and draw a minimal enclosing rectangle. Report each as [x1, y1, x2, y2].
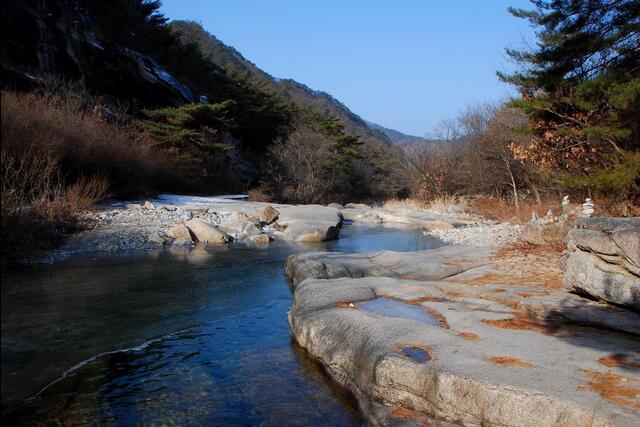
[287, 246, 640, 426]
[285, 245, 494, 286]
[563, 217, 640, 310]
[276, 205, 343, 242]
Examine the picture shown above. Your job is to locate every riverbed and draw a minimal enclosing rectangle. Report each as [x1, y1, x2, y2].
[1, 223, 444, 425]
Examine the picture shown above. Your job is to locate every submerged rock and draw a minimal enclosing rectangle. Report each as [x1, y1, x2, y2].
[562, 217, 639, 309]
[247, 234, 270, 245]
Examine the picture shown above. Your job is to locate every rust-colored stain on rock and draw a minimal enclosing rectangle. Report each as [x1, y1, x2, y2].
[481, 310, 550, 334]
[487, 356, 533, 368]
[579, 369, 640, 410]
[598, 354, 640, 369]
[457, 331, 479, 340]
[426, 307, 449, 328]
[389, 406, 432, 427]
[333, 302, 357, 309]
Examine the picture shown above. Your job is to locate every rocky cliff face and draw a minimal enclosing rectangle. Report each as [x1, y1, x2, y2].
[1, 0, 193, 108]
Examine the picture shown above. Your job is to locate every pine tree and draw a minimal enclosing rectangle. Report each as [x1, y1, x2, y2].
[500, 0, 640, 198]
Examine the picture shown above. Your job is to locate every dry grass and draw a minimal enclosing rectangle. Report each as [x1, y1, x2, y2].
[0, 89, 168, 261]
[1, 150, 108, 260]
[427, 195, 470, 214]
[1, 90, 166, 198]
[247, 186, 272, 202]
[470, 196, 561, 223]
[382, 198, 425, 210]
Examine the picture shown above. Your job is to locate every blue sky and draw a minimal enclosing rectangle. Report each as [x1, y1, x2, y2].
[160, 1, 536, 137]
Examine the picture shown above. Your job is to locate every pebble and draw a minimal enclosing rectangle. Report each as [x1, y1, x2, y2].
[427, 222, 522, 247]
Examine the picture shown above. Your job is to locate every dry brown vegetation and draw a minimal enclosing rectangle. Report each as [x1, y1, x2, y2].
[404, 102, 638, 218]
[1, 90, 167, 260]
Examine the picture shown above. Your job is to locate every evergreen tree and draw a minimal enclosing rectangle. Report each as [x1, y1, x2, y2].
[500, 0, 639, 198]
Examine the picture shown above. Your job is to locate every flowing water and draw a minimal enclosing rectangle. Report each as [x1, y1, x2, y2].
[1, 223, 444, 426]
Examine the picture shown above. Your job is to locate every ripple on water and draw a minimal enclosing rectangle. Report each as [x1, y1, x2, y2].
[2, 224, 446, 425]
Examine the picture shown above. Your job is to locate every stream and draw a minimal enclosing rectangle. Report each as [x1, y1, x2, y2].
[1, 223, 444, 425]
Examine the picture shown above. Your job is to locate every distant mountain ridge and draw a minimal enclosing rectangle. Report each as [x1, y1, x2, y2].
[367, 122, 427, 145]
[170, 21, 393, 146]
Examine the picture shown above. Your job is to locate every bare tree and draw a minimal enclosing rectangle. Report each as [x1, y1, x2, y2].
[266, 127, 333, 203]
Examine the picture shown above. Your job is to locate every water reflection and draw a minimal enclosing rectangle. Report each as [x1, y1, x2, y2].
[1, 223, 444, 425]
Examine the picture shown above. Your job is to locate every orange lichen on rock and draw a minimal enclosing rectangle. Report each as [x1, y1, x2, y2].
[449, 272, 507, 286]
[446, 290, 465, 298]
[333, 302, 357, 309]
[598, 354, 640, 369]
[388, 406, 432, 427]
[457, 332, 479, 340]
[378, 293, 448, 304]
[426, 307, 449, 328]
[579, 369, 640, 410]
[486, 356, 533, 368]
[481, 310, 548, 334]
[389, 406, 424, 419]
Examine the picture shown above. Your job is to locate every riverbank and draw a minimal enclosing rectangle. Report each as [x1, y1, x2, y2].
[285, 226, 640, 426]
[44, 195, 520, 261]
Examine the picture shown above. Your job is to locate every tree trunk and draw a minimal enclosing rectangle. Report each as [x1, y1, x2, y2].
[506, 160, 519, 210]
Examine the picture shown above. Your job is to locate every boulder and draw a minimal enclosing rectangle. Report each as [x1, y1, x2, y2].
[185, 218, 230, 243]
[147, 231, 165, 245]
[287, 246, 640, 426]
[229, 210, 259, 223]
[261, 206, 279, 225]
[562, 217, 639, 309]
[327, 203, 343, 209]
[283, 221, 340, 242]
[220, 219, 261, 239]
[521, 221, 565, 245]
[277, 205, 343, 242]
[142, 201, 155, 210]
[167, 224, 192, 244]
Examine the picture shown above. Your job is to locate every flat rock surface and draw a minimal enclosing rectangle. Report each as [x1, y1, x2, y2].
[287, 245, 640, 426]
[277, 205, 343, 242]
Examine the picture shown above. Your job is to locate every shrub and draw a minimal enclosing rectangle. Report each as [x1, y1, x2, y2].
[1, 90, 166, 198]
[1, 150, 108, 260]
[0, 89, 164, 260]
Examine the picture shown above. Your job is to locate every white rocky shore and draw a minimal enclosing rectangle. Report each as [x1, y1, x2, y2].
[285, 218, 640, 426]
[55, 195, 518, 257]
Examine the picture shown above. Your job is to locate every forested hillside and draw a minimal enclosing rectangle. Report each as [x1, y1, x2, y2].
[169, 20, 392, 147]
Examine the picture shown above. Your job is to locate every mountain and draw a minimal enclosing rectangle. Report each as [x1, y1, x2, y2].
[367, 122, 426, 145]
[170, 20, 392, 146]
